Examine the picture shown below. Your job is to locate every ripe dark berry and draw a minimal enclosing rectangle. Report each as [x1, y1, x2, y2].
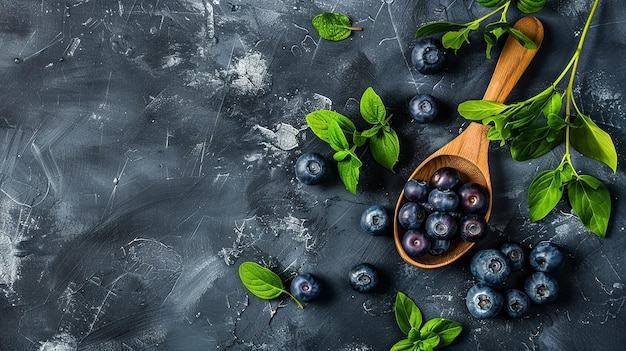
[424, 211, 458, 240]
[348, 263, 379, 293]
[401, 229, 431, 257]
[403, 179, 430, 203]
[397, 202, 426, 230]
[295, 152, 328, 185]
[470, 249, 511, 286]
[459, 214, 488, 242]
[524, 271, 559, 304]
[457, 182, 489, 214]
[427, 188, 459, 212]
[529, 241, 564, 273]
[411, 38, 447, 75]
[290, 273, 321, 303]
[465, 283, 504, 319]
[408, 94, 440, 123]
[360, 205, 390, 236]
[500, 242, 526, 271]
[430, 167, 461, 190]
[429, 239, 451, 256]
[505, 289, 531, 319]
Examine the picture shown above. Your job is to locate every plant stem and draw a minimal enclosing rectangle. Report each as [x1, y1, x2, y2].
[471, 2, 508, 25]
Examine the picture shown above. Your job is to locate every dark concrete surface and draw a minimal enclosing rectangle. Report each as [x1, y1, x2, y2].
[0, 0, 624, 350]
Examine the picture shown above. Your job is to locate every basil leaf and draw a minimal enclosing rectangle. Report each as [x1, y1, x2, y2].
[312, 12, 360, 41]
[542, 91, 562, 117]
[570, 113, 618, 173]
[337, 153, 361, 194]
[390, 339, 415, 351]
[333, 150, 350, 162]
[546, 112, 568, 130]
[353, 130, 367, 147]
[360, 87, 386, 124]
[369, 128, 399, 171]
[510, 124, 563, 161]
[361, 125, 382, 138]
[415, 21, 467, 38]
[407, 327, 420, 342]
[507, 27, 537, 50]
[567, 175, 611, 238]
[306, 110, 356, 144]
[442, 27, 472, 52]
[528, 169, 564, 222]
[458, 100, 509, 121]
[238, 262, 286, 300]
[395, 291, 423, 335]
[418, 331, 440, 350]
[326, 119, 350, 152]
[484, 22, 509, 59]
[420, 318, 462, 347]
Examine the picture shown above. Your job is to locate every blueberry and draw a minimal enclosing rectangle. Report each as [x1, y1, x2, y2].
[500, 242, 527, 271]
[429, 239, 451, 256]
[290, 273, 321, 303]
[529, 241, 564, 273]
[408, 94, 440, 123]
[360, 205, 390, 236]
[457, 182, 489, 214]
[524, 271, 559, 304]
[348, 263, 379, 293]
[465, 283, 504, 319]
[401, 229, 431, 257]
[295, 152, 328, 185]
[424, 211, 458, 240]
[459, 214, 488, 242]
[397, 202, 426, 230]
[411, 38, 447, 75]
[427, 188, 459, 212]
[403, 179, 430, 203]
[470, 249, 511, 286]
[430, 167, 461, 190]
[505, 289, 531, 319]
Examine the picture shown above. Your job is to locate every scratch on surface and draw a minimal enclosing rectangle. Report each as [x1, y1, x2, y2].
[20, 31, 64, 63]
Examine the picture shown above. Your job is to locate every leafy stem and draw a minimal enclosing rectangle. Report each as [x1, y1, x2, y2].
[458, 0, 615, 237]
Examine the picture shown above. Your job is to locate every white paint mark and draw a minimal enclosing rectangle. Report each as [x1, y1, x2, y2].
[38, 332, 78, 351]
[253, 123, 301, 151]
[228, 51, 271, 95]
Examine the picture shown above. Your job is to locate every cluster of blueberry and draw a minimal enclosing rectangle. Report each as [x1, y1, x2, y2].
[289, 263, 381, 303]
[397, 167, 490, 258]
[465, 241, 565, 319]
[408, 38, 447, 123]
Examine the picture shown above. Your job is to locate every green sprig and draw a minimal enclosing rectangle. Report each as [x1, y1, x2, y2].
[238, 261, 304, 309]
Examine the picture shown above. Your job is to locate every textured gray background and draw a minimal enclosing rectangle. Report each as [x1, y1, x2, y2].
[0, 0, 624, 350]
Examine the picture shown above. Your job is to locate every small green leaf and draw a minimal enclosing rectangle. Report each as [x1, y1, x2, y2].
[420, 318, 462, 347]
[312, 12, 361, 41]
[326, 119, 350, 152]
[510, 124, 563, 161]
[484, 22, 509, 59]
[507, 27, 538, 50]
[442, 27, 472, 52]
[361, 125, 382, 138]
[360, 87, 387, 124]
[418, 331, 440, 350]
[528, 169, 564, 222]
[369, 128, 399, 171]
[407, 327, 421, 342]
[568, 175, 611, 237]
[570, 113, 618, 173]
[306, 110, 356, 144]
[415, 21, 467, 38]
[395, 292, 423, 335]
[542, 91, 562, 117]
[238, 262, 303, 308]
[458, 100, 509, 121]
[337, 153, 361, 194]
[333, 150, 350, 161]
[390, 339, 416, 351]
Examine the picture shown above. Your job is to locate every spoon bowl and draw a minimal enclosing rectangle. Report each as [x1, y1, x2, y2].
[394, 16, 544, 269]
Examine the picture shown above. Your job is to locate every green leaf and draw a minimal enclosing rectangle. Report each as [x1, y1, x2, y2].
[507, 27, 538, 50]
[510, 124, 563, 161]
[442, 27, 472, 52]
[312, 12, 361, 41]
[420, 318, 462, 347]
[369, 128, 399, 171]
[528, 169, 564, 222]
[238, 261, 303, 308]
[570, 113, 618, 173]
[395, 292, 423, 335]
[390, 339, 416, 351]
[418, 332, 440, 350]
[542, 91, 562, 117]
[333, 150, 350, 162]
[415, 21, 468, 38]
[407, 327, 421, 342]
[567, 175, 611, 237]
[360, 87, 387, 124]
[458, 100, 509, 121]
[306, 110, 356, 144]
[337, 153, 361, 194]
[484, 22, 509, 59]
[361, 125, 382, 138]
[326, 119, 350, 152]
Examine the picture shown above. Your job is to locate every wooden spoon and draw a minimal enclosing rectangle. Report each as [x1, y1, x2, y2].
[394, 16, 544, 269]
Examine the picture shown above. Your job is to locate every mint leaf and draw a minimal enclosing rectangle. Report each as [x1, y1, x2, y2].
[442, 27, 472, 52]
[510, 124, 563, 161]
[337, 153, 361, 194]
[484, 22, 509, 59]
[458, 100, 509, 121]
[415, 21, 467, 38]
[570, 113, 618, 173]
[390, 339, 415, 351]
[420, 318, 462, 347]
[369, 127, 399, 172]
[326, 119, 350, 152]
[238, 261, 303, 308]
[507, 26, 538, 50]
[360, 87, 386, 124]
[417, 332, 440, 350]
[394, 291, 423, 335]
[542, 90, 563, 117]
[528, 169, 564, 222]
[306, 110, 356, 144]
[567, 175, 611, 237]
[312, 12, 362, 41]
